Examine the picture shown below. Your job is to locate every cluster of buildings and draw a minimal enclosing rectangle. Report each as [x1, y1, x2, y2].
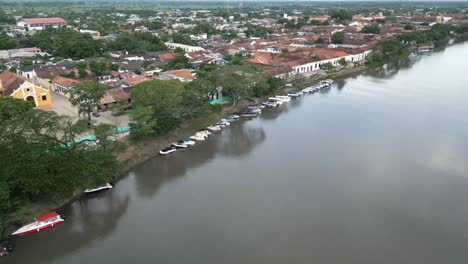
[0, 7, 465, 114]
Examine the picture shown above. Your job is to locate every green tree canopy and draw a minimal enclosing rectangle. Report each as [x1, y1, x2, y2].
[331, 31, 345, 44]
[130, 80, 185, 139]
[66, 82, 107, 127]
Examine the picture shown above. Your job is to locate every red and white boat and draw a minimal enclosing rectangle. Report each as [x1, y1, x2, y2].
[12, 211, 65, 236]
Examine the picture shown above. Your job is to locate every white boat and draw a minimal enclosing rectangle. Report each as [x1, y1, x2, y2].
[246, 107, 262, 113]
[274, 95, 291, 102]
[287, 93, 300, 98]
[84, 183, 113, 194]
[198, 130, 210, 137]
[172, 141, 189, 148]
[207, 125, 222, 132]
[12, 212, 65, 236]
[160, 146, 176, 155]
[216, 119, 230, 126]
[251, 104, 266, 109]
[268, 97, 284, 104]
[190, 134, 206, 141]
[241, 111, 259, 117]
[226, 114, 239, 121]
[182, 138, 196, 145]
[301, 88, 312, 94]
[262, 101, 277, 108]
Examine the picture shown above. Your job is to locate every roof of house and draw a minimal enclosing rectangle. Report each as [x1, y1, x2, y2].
[21, 17, 66, 25]
[158, 53, 179, 61]
[122, 74, 151, 86]
[52, 75, 81, 87]
[163, 69, 195, 80]
[34, 65, 75, 80]
[0, 71, 27, 96]
[100, 88, 131, 105]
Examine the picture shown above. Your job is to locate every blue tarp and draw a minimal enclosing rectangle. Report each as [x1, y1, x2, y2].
[62, 126, 131, 148]
[209, 97, 232, 105]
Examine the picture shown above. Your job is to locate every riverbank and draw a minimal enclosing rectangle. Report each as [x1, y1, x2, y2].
[0, 35, 448, 239]
[116, 64, 368, 173]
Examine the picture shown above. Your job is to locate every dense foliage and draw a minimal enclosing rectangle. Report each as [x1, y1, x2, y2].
[66, 82, 108, 127]
[130, 80, 186, 139]
[361, 24, 381, 34]
[0, 97, 122, 236]
[107, 32, 166, 53]
[331, 31, 345, 44]
[18, 28, 105, 59]
[331, 9, 353, 22]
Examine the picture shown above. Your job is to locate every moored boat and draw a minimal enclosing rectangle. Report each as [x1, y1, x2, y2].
[0, 241, 13, 257]
[12, 212, 65, 236]
[274, 95, 291, 102]
[216, 119, 230, 126]
[226, 114, 240, 121]
[240, 111, 259, 117]
[160, 146, 176, 155]
[245, 106, 262, 113]
[172, 141, 189, 148]
[190, 135, 205, 141]
[207, 125, 222, 132]
[84, 183, 113, 194]
[182, 137, 196, 145]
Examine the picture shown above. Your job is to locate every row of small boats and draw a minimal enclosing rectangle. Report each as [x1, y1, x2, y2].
[2, 79, 335, 257]
[159, 115, 240, 155]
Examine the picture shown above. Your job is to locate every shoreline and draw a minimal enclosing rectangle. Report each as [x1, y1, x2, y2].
[0, 64, 368, 240]
[117, 64, 368, 173]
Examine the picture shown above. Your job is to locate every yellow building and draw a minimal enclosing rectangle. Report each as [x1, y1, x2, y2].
[0, 71, 52, 107]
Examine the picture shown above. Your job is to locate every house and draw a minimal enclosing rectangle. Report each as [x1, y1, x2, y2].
[52, 76, 81, 96]
[159, 69, 195, 82]
[165, 42, 205, 52]
[0, 71, 52, 107]
[99, 87, 131, 111]
[16, 17, 66, 31]
[158, 53, 179, 62]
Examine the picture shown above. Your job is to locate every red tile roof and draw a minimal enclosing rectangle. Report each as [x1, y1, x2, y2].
[22, 17, 66, 25]
[100, 88, 131, 105]
[52, 76, 81, 87]
[0, 71, 26, 96]
[164, 69, 194, 80]
[158, 53, 179, 61]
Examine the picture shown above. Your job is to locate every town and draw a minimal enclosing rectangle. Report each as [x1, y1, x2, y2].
[1, 1, 468, 260]
[1, 2, 467, 121]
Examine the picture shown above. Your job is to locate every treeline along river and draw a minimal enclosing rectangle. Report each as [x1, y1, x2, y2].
[4, 42, 468, 264]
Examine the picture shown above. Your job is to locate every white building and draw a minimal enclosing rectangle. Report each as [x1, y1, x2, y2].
[165, 43, 205, 52]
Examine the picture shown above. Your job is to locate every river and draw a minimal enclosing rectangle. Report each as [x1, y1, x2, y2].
[4, 42, 468, 264]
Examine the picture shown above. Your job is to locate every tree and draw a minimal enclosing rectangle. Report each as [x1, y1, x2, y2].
[8, 67, 17, 73]
[219, 72, 251, 105]
[281, 48, 289, 53]
[0, 97, 34, 123]
[66, 83, 107, 127]
[315, 38, 325, 45]
[89, 60, 110, 76]
[404, 24, 414, 30]
[165, 54, 190, 70]
[130, 80, 185, 139]
[331, 32, 345, 44]
[320, 62, 335, 71]
[183, 79, 217, 117]
[331, 9, 353, 22]
[171, 33, 196, 46]
[78, 68, 88, 79]
[338, 58, 348, 67]
[0, 101, 122, 234]
[362, 24, 381, 34]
